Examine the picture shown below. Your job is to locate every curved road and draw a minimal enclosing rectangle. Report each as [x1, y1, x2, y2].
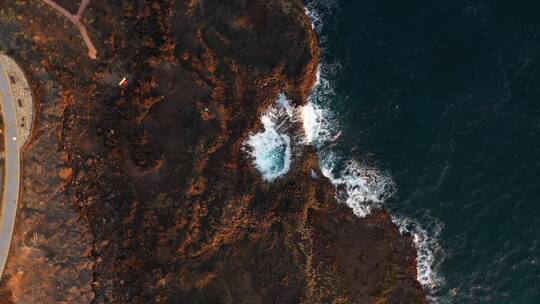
[0, 55, 33, 278]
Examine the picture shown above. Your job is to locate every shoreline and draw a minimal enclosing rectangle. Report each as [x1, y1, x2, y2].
[302, 1, 430, 298]
[0, 1, 425, 302]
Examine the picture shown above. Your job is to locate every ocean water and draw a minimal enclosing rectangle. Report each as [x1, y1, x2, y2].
[305, 0, 540, 303]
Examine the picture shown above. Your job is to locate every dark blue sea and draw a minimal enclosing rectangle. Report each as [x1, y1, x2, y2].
[307, 0, 540, 302]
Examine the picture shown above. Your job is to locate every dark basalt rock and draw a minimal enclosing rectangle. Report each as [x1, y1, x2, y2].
[0, 0, 425, 303]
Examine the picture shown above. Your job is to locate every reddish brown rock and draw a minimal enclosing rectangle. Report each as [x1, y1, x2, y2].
[0, 0, 425, 303]
[58, 167, 73, 180]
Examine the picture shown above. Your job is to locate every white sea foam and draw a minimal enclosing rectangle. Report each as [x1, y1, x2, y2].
[276, 93, 295, 119]
[300, 64, 394, 217]
[320, 152, 396, 217]
[391, 215, 445, 301]
[300, 101, 334, 144]
[303, 1, 445, 299]
[305, 0, 338, 37]
[304, 5, 322, 32]
[245, 94, 293, 182]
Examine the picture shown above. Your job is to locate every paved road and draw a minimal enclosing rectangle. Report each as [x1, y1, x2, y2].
[0, 58, 24, 278]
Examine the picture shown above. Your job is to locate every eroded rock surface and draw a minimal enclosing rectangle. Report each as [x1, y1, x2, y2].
[0, 1, 424, 303]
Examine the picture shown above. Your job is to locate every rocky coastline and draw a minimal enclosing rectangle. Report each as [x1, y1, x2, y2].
[0, 0, 425, 302]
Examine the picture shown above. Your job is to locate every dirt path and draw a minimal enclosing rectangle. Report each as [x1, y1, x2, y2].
[41, 0, 97, 59]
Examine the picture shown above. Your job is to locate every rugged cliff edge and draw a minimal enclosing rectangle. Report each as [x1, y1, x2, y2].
[0, 1, 425, 303]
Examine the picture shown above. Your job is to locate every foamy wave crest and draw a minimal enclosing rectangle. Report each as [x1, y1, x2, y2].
[305, 0, 339, 38]
[321, 152, 396, 217]
[300, 64, 394, 217]
[305, 0, 445, 299]
[300, 65, 339, 145]
[304, 5, 323, 33]
[300, 101, 336, 145]
[245, 94, 293, 182]
[391, 215, 445, 301]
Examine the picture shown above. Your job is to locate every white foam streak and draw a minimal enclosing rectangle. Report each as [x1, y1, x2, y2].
[276, 93, 295, 119]
[300, 65, 339, 147]
[304, 6, 322, 32]
[300, 102, 333, 144]
[300, 64, 394, 217]
[391, 215, 445, 301]
[304, 0, 337, 35]
[303, 2, 445, 300]
[321, 152, 395, 217]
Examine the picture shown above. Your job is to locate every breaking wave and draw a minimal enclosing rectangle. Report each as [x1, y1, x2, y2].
[245, 94, 294, 182]
[320, 151, 396, 217]
[300, 63, 395, 217]
[304, 4, 396, 218]
[391, 215, 446, 302]
[300, 100, 335, 144]
[304, 1, 445, 300]
[245, 4, 447, 299]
